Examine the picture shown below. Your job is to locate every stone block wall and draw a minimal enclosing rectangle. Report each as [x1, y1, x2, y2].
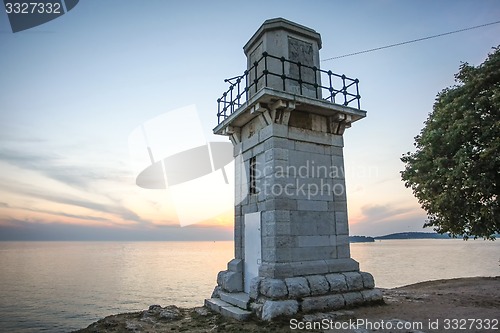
[232, 121, 357, 278]
[212, 262, 382, 320]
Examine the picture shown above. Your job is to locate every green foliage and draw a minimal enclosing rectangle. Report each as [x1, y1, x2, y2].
[401, 46, 500, 240]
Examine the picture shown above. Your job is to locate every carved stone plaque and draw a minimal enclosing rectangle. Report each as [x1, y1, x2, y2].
[288, 36, 314, 85]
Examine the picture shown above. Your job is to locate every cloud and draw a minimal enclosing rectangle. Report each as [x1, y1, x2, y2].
[0, 219, 233, 241]
[0, 202, 9, 208]
[0, 144, 150, 226]
[22, 206, 114, 223]
[0, 178, 150, 226]
[0, 147, 130, 190]
[361, 204, 406, 220]
[350, 203, 429, 236]
[358, 204, 415, 223]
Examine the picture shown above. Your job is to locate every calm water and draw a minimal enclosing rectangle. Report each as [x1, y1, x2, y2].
[0, 239, 499, 332]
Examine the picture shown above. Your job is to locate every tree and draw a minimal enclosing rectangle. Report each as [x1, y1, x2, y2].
[401, 46, 500, 240]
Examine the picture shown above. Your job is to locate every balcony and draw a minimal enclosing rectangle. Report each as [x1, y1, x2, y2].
[216, 52, 361, 124]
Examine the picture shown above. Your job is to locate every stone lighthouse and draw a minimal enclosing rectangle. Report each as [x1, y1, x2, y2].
[206, 18, 381, 320]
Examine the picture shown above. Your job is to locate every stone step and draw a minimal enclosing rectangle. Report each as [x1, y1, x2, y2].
[219, 291, 250, 309]
[204, 298, 252, 321]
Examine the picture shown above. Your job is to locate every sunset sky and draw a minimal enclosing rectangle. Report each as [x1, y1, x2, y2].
[1, 0, 499, 240]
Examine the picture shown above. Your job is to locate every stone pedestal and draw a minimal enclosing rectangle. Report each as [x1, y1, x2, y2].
[206, 18, 381, 320]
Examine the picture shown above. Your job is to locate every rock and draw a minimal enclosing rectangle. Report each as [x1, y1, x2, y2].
[221, 271, 243, 292]
[147, 305, 162, 312]
[361, 288, 383, 303]
[250, 302, 263, 318]
[343, 291, 364, 307]
[301, 294, 345, 312]
[325, 273, 348, 293]
[194, 307, 209, 316]
[249, 277, 262, 300]
[261, 300, 299, 320]
[306, 275, 330, 295]
[285, 277, 310, 297]
[228, 259, 243, 272]
[260, 278, 288, 299]
[125, 320, 143, 332]
[159, 306, 181, 320]
[285, 277, 310, 298]
[343, 272, 364, 291]
[211, 286, 221, 298]
[217, 270, 226, 286]
[360, 271, 375, 289]
[141, 305, 161, 320]
[140, 305, 181, 323]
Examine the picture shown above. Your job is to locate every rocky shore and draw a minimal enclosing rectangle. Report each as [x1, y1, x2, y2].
[73, 276, 499, 333]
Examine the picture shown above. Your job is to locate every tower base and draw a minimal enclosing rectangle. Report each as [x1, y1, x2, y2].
[206, 259, 383, 321]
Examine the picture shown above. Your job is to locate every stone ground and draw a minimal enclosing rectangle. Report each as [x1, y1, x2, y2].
[73, 276, 499, 333]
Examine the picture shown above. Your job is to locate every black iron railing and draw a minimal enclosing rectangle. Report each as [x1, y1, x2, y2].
[217, 52, 361, 124]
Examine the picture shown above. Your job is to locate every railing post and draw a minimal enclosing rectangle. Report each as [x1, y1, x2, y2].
[355, 79, 360, 109]
[328, 71, 333, 103]
[223, 93, 227, 119]
[342, 74, 347, 106]
[244, 70, 249, 102]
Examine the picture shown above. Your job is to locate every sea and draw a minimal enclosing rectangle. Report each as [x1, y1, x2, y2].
[0, 239, 499, 332]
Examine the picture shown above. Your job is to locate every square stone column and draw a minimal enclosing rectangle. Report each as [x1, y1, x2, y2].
[207, 18, 381, 321]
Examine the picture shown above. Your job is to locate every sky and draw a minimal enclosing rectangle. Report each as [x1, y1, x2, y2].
[0, 0, 499, 240]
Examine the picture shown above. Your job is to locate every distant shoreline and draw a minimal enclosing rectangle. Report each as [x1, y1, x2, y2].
[350, 231, 500, 242]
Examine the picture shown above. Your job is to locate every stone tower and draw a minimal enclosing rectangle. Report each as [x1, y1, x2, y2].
[206, 18, 381, 320]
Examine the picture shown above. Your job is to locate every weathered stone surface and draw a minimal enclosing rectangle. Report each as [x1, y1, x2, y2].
[260, 278, 288, 298]
[285, 277, 310, 298]
[301, 294, 345, 312]
[221, 271, 243, 292]
[228, 259, 243, 273]
[306, 275, 330, 295]
[125, 320, 143, 331]
[325, 258, 360, 273]
[343, 291, 364, 307]
[249, 302, 263, 318]
[261, 300, 299, 320]
[194, 307, 209, 316]
[141, 305, 181, 322]
[220, 292, 250, 309]
[343, 272, 363, 291]
[159, 308, 182, 320]
[220, 305, 252, 321]
[361, 288, 383, 303]
[204, 298, 227, 313]
[211, 286, 221, 298]
[325, 273, 348, 293]
[249, 277, 262, 300]
[217, 271, 226, 286]
[360, 271, 375, 289]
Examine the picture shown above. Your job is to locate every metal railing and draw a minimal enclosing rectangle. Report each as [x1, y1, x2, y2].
[217, 52, 361, 124]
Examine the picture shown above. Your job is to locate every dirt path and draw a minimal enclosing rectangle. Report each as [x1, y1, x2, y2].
[74, 276, 499, 333]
